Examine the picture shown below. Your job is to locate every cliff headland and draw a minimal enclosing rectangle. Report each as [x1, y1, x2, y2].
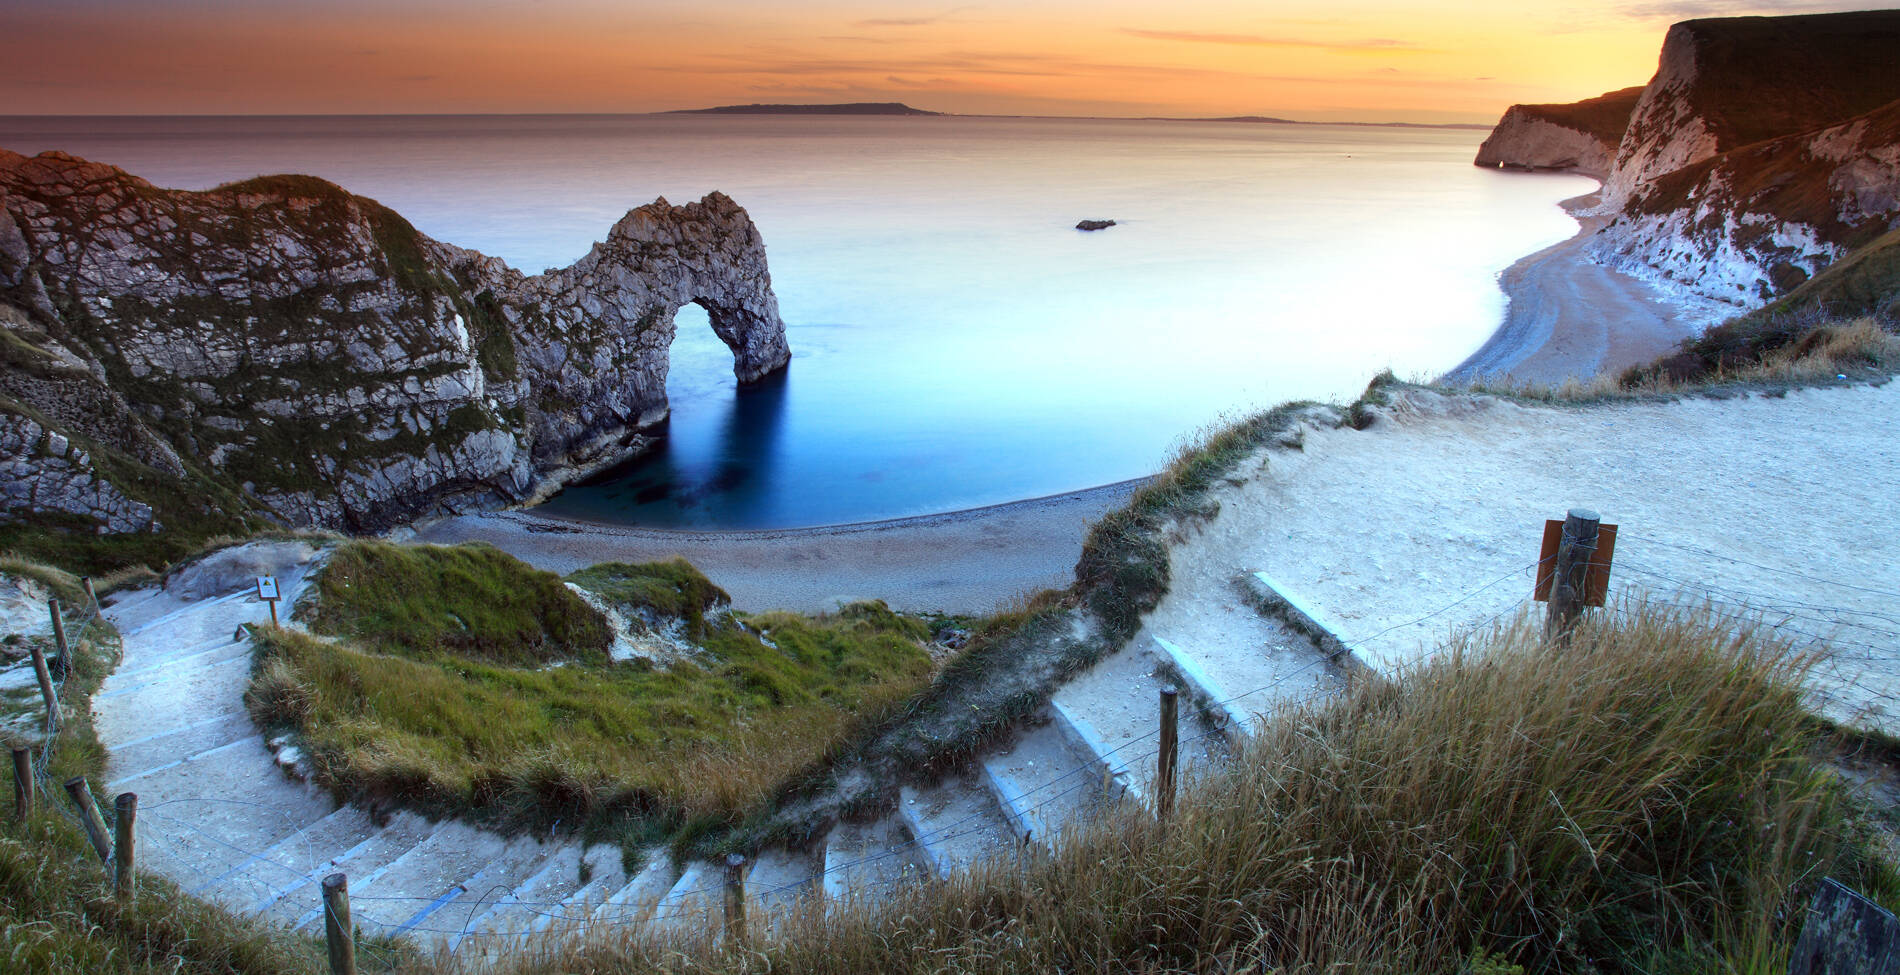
[0, 151, 789, 551]
[1460, 9, 1900, 382]
[1475, 10, 1900, 318]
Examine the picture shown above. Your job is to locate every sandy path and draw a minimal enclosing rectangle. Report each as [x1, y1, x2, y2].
[414, 480, 1144, 616]
[1443, 193, 1703, 386]
[1158, 383, 1900, 736]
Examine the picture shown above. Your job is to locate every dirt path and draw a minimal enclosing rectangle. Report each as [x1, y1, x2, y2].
[414, 480, 1144, 616]
[1443, 193, 1709, 386]
[1158, 382, 1900, 736]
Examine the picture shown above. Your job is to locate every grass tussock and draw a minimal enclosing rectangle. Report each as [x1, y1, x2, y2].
[0, 815, 329, 974]
[470, 605, 1886, 975]
[566, 557, 732, 641]
[301, 540, 611, 667]
[251, 550, 937, 838]
[1467, 315, 1900, 404]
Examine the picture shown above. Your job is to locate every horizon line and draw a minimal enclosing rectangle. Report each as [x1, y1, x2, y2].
[0, 108, 1497, 129]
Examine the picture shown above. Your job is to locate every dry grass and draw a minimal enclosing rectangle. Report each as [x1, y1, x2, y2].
[1462, 316, 1900, 404]
[434, 604, 1887, 975]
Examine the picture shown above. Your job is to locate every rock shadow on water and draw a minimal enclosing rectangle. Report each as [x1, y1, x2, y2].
[549, 366, 792, 527]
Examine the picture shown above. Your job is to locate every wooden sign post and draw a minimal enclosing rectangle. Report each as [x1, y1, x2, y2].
[1534, 510, 1617, 642]
[256, 576, 280, 628]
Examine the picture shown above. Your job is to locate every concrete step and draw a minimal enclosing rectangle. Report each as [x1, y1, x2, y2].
[526, 844, 630, 941]
[325, 824, 551, 943]
[822, 817, 928, 908]
[978, 718, 1106, 849]
[451, 842, 588, 951]
[1048, 699, 1144, 805]
[95, 652, 251, 720]
[267, 814, 445, 927]
[897, 773, 1019, 879]
[1150, 636, 1257, 741]
[590, 849, 677, 927]
[127, 763, 336, 890]
[111, 632, 251, 682]
[193, 801, 374, 913]
[105, 710, 256, 787]
[650, 858, 727, 932]
[744, 846, 822, 934]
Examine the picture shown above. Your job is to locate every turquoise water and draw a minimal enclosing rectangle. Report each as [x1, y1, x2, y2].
[0, 115, 1593, 527]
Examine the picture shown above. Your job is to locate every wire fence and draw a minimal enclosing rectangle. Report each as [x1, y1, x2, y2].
[15, 520, 1900, 961]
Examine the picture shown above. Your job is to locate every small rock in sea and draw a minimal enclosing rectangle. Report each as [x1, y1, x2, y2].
[1075, 219, 1116, 232]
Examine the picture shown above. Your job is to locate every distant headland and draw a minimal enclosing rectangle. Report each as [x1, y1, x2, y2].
[667, 102, 944, 116]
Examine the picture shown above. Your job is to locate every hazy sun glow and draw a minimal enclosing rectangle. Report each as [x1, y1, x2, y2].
[2, 1, 1882, 121]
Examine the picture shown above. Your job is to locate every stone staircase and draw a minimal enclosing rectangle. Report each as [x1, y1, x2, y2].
[91, 547, 1352, 951]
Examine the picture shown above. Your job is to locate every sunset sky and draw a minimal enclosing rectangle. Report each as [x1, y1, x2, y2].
[3, 1, 1881, 122]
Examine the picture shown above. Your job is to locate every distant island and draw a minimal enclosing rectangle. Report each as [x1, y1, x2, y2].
[668, 102, 944, 116]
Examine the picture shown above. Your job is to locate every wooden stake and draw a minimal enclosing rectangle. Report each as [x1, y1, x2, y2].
[63, 777, 112, 864]
[82, 576, 97, 608]
[267, 598, 279, 628]
[723, 853, 747, 946]
[28, 611, 58, 733]
[322, 873, 357, 975]
[1158, 687, 1179, 822]
[10, 747, 31, 821]
[50, 598, 68, 661]
[1545, 509, 1601, 644]
[114, 792, 137, 902]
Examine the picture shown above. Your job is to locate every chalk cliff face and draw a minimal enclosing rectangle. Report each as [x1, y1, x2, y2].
[1589, 100, 1900, 306]
[1476, 10, 1900, 314]
[1473, 87, 1642, 180]
[0, 150, 789, 536]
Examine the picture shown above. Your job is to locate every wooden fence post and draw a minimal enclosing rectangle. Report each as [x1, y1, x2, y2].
[723, 853, 747, 946]
[114, 792, 137, 902]
[1544, 509, 1601, 644]
[31, 603, 60, 735]
[82, 576, 97, 608]
[49, 598, 68, 662]
[1158, 687, 1179, 822]
[10, 747, 31, 820]
[63, 777, 112, 864]
[322, 873, 357, 975]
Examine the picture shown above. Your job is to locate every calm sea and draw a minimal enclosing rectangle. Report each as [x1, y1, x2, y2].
[0, 115, 1593, 528]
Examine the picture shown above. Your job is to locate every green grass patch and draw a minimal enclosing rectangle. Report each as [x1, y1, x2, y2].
[299, 540, 611, 668]
[253, 550, 936, 840]
[567, 557, 732, 641]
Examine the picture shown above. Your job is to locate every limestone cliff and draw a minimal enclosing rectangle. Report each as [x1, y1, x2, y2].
[0, 150, 790, 540]
[1473, 87, 1642, 180]
[1598, 12, 1900, 212]
[1589, 99, 1900, 306]
[1475, 10, 1900, 315]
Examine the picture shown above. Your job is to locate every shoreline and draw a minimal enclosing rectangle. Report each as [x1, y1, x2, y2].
[414, 479, 1146, 615]
[1440, 190, 1702, 386]
[426, 184, 1713, 613]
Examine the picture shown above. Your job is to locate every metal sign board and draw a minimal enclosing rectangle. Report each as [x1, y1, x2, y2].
[1532, 522, 1617, 607]
[256, 575, 279, 601]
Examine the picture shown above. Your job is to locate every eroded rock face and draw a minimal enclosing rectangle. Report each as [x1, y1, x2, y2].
[1472, 88, 1641, 181]
[0, 411, 155, 534]
[1588, 101, 1900, 308]
[1474, 11, 1900, 315]
[0, 150, 790, 534]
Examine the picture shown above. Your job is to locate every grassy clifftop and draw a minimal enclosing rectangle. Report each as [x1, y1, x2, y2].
[1515, 85, 1644, 144]
[1668, 11, 1900, 153]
